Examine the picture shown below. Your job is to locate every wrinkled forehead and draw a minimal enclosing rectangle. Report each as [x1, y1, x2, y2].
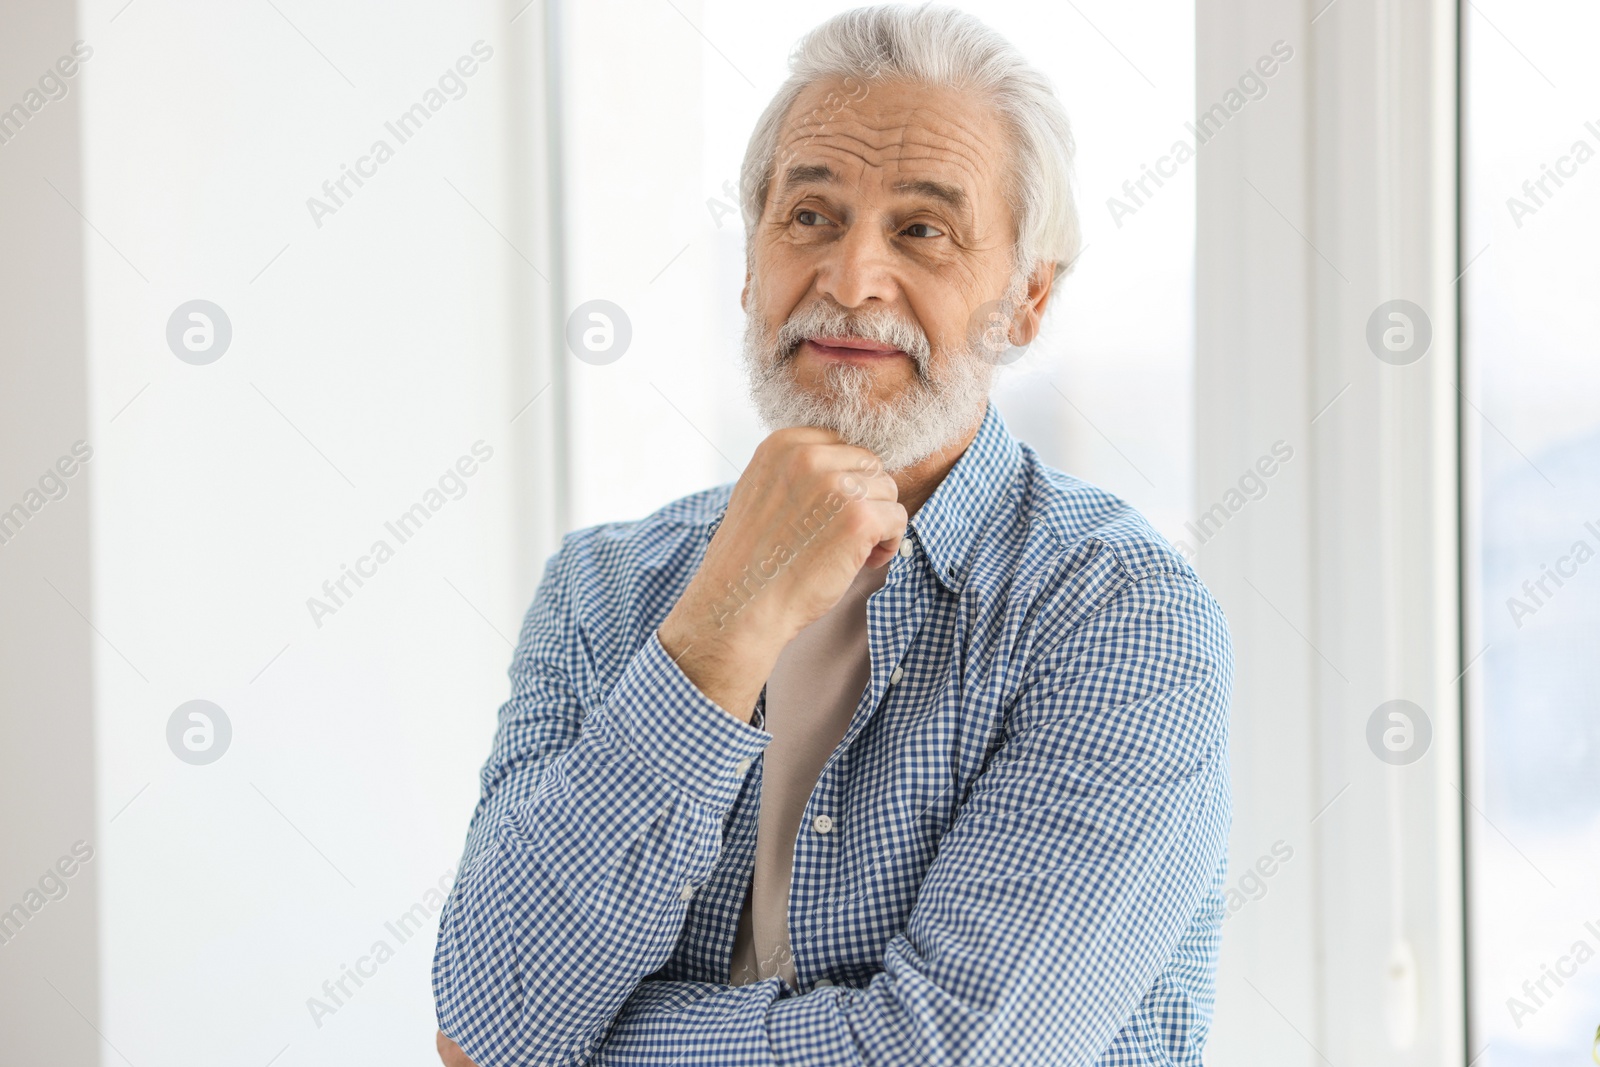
[769, 76, 1011, 219]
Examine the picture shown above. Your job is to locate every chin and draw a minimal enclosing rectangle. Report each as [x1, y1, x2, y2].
[746, 327, 989, 472]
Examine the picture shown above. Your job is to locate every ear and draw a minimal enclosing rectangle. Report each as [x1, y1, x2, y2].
[1010, 260, 1057, 347]
[740, 269, 751, 313]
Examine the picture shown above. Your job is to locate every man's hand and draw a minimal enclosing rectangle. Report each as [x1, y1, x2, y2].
[437, 1029, 478, 1066]
[657, 427, 905, 721]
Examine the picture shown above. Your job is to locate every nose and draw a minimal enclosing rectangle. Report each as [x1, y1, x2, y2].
[814, 217, 899, 309]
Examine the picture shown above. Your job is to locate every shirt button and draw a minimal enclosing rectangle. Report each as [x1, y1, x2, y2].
[734, 757, 751, 776]
[814, 978, 834, 988]
[889, 666, 904, 685]
[812, 814, 834, 834]
[898, 539, 914, 558]
[678, 883, 695, 901]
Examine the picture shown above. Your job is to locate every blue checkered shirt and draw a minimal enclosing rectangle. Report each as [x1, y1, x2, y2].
[433, 401, 1233, 1065]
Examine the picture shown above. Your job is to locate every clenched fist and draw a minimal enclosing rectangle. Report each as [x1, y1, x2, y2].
[657, 427, 906, 722]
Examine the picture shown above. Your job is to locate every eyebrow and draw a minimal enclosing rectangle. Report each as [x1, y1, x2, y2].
[777, 163, 968, 212]
[779, 163, 838, 194]
[892, 178, 968, 211]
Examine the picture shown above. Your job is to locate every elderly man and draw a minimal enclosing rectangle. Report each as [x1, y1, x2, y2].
[433, 4, 1232, 1064]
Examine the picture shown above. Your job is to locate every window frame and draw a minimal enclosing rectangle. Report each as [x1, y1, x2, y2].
[1195, 0, 1467, 1060]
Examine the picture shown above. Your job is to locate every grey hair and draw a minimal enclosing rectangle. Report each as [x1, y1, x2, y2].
[738, 3, 1081, 285]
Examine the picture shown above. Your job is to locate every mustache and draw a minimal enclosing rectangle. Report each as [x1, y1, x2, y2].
[773, 300, 932, 370]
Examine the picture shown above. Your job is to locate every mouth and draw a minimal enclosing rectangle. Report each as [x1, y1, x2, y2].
[801, 336, 908, 362]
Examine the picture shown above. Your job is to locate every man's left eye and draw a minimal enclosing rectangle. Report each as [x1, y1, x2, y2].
[902, 222, 943, 238]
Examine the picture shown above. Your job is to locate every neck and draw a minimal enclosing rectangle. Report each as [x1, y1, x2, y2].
[889, 406, 986, 518]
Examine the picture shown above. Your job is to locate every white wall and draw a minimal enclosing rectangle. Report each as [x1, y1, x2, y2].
[0, 1, 558, 1063]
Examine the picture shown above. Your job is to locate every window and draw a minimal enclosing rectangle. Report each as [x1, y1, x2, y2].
[1463, 0, 1600, 1056]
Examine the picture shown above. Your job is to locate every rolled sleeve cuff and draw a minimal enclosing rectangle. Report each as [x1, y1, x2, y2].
[765, 984, 859, 1065]
[596, 978, 787, 1065]
[588, 630, 773, 811]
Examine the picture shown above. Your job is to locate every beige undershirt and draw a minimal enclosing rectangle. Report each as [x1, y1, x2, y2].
[728, 560, 890, 990]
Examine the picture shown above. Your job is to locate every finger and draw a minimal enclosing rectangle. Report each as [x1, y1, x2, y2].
[863, 538, 899, 569]
[864, 513, 906, 568]
[837, 466, 899, 504]
[782, 437, 884, 476]
[766, 425, 846, 449]
[818, 443, 889, 479]
[851, 499, 909, 551]
[436, 1031, 478, 1067]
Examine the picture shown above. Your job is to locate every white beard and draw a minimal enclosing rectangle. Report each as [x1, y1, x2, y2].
[740, 288, 1006, 472]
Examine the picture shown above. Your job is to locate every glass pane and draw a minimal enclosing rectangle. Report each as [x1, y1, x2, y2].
[1463, 2, 1600, 1061]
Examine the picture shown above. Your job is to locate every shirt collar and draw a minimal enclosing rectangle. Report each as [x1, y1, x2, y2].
[903, 399, 1023, 594]
[704, 400, 1023, 595]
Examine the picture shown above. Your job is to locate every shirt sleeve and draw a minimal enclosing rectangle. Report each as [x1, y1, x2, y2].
[431, 536, 775, 1067]
[589, 567, 1233, 1065]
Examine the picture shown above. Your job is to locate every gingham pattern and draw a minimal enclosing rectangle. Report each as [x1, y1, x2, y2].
[433, 401, 1234, 1066]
